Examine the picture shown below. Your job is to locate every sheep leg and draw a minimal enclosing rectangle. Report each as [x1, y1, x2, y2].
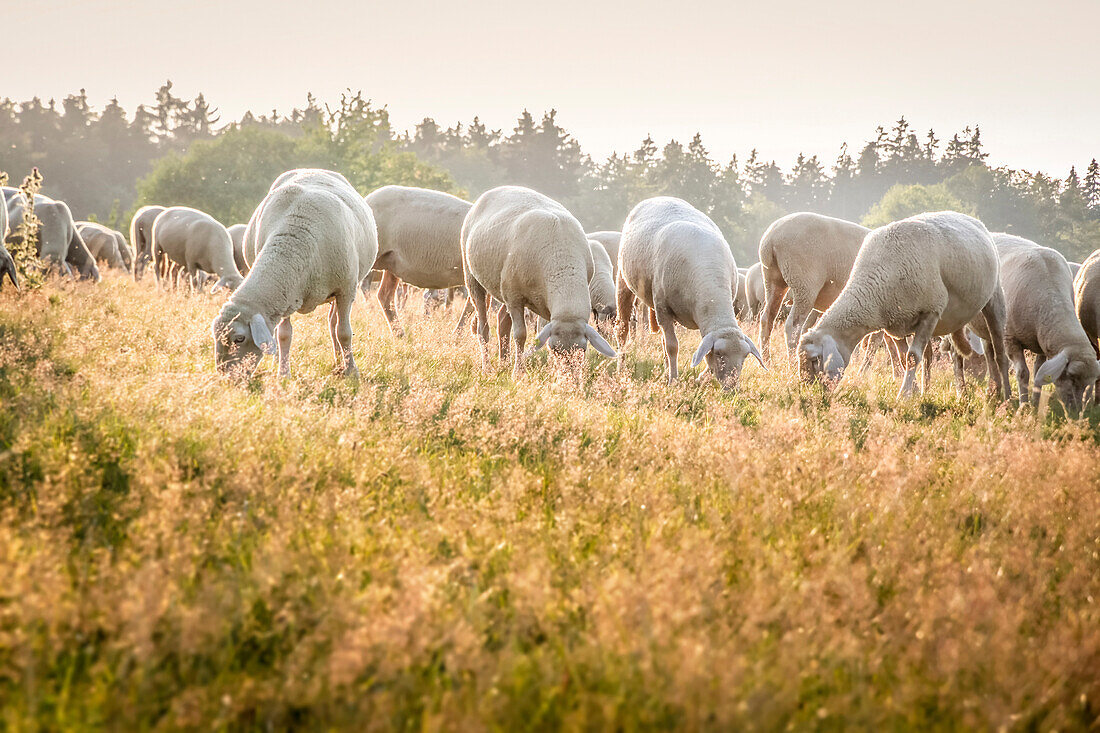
[615, 273, 635, 346]
[497, 303, 512, 361]
[979, 292, 1012, 402]
[952, 350, 966, 398]
[329, 295, 359, 381]
[509, 305, 528, 379]
[759, 277, 789, 361]
[656, 309, 679, 384]
[466, 277, 492, 371]
[648, 307, 658, 334]
[899, 313, 938, 398]
[453, 298, 474, 338]
[921, 342, 932, 395]
[1032, 353, 1046, 408]
[887, 335, 907, 378]
[783, 297, 814, 354]
[1008, 340, 1030, 408]
[376, 270, 404, 337]
[276, 318, 293, 378]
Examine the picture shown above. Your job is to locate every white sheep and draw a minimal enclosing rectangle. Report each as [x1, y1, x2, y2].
[798, 211, 1012, 399]
[743, 262, 765, 320]
[363, 185, 472, 336]
[955, 234, 1100, 410]
[616, 196, 763, 389]
[588, 239, 616, 321]
[152, 206, 243, 292]
[213, 168, 378, 381]
[1073, 249, 1100, 397]
[76, 221, 130, 272]
[462, 185, 617, 376]
[1068, 261, 1082, 278]
[227, 223, 249, 275]
[759, 212, 869, 359]
[129, 205, 165, 280]
[0, 192, 15, 289]
[6, 191, 99, 280]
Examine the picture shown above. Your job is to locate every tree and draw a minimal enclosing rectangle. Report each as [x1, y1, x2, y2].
[1084, 159, 1100, 216]
[861, 183, 975, 228]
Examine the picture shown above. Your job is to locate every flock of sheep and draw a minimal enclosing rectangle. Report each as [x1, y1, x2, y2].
[4, 167, 1100, 412]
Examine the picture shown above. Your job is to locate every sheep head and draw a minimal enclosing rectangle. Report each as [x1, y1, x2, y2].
[212, 305, 275, 381]
[691, 327, 764, 391]
[799, 330, 846, 384]
[532, 319, 618, 360]
[1034, 348, 1100, 414]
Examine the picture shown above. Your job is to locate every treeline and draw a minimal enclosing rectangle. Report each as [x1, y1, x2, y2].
[2, 83, 1099, 262]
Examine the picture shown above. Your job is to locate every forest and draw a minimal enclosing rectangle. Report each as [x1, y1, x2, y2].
[3, 81, 1098, 264]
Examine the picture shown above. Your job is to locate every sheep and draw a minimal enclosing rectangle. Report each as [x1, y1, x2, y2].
[6, 191, 99, 281]
[744, 262, 765, 320]
[76, 221, 130, 272]
[151, 206, 243, 292]
[1073, 249, 1100, 398]
[227, 223, 249, 274]
[129, 205, 165, 280]
[952, 235, 1099, 410]
[798, 211, 1012, 400]
[588, 239, 616, 321]
[758, 212, 870, 359]
[462, 185, 617, 377]
[615, 196, 763, 389]
[734, 269, 751, 321]
[212, 168, 378, 381]
[363, 185, 472, 336]
[0, 193, 15, 289]
[587, 231, 621, 277]
[1068, 261, 1082, 278]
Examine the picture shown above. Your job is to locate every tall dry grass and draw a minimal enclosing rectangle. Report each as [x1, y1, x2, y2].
[0, 274, 1098, 730]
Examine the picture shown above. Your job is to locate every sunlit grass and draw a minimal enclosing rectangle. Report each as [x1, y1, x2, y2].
[0, 273, 1098, 730]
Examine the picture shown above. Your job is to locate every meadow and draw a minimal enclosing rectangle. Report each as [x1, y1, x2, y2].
[1, 273, 1098, 730]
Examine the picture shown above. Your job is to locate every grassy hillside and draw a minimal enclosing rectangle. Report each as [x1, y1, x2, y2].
[1, 275, 1098, 730]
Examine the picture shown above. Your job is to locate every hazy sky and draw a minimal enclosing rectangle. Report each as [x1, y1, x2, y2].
[14, 0, 1100, 175]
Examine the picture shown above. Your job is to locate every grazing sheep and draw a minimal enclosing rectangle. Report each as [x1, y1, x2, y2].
[957, 234, 1099, 410]
[744, 262, 765, 320]
[588, 239, 616, 321]
[734, 269, 750, 321]
[76, 221, 130, 272]
[616, 196, 763, 389]
[798, 211, 1012, 399]
[1073, 250, 1100, 396]
[363, 185, 472, 336]
[227, 223, 249, 274]
[152, 207, 243, 292]
[129, 205, 165, 280]
[759, 212, 870, 359]
[588, 231, 621, 278]
[0, 194, 15, 289]
[213, 168, 378, 381]
[462, 185, 617, 376]
[6, 192, 99, 281]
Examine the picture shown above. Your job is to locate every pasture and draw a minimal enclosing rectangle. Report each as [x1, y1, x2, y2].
[1, 273, 1098, 730]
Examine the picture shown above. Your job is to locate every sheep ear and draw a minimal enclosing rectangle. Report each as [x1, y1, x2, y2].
[250, 313, 277, 355]
[584, 324, 618, 359]
[533, 321, 554, 351]
[822, 334, 845, 372]
[743, 335, 766, 370]
[966, 330, 985, 356]
[1035, 350, 1070, 385]
[692, 333, 717, 368]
